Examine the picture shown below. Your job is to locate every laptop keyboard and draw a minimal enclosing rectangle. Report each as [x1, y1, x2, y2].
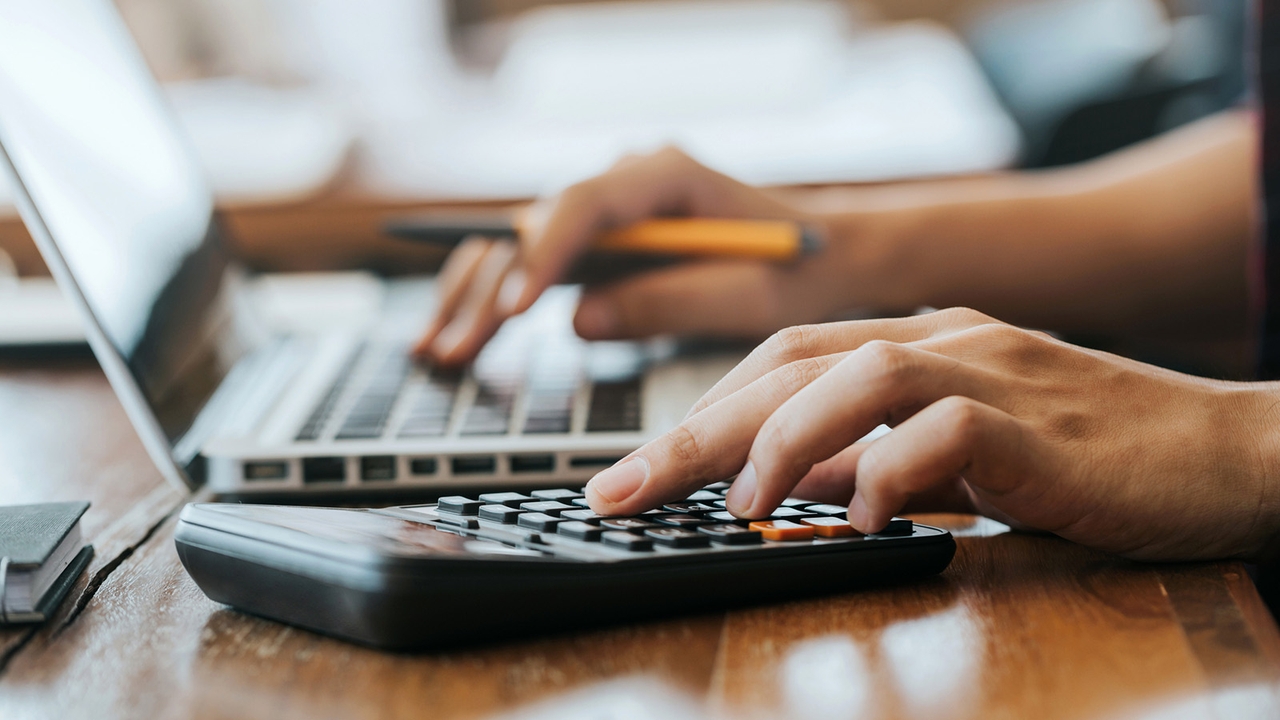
[294, 316, 645, 443]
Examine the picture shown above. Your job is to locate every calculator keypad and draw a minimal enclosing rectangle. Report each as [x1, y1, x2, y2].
[410, 485, 920, 560]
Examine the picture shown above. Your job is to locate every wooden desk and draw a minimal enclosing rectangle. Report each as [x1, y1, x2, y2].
[0, 356, 1277, 719]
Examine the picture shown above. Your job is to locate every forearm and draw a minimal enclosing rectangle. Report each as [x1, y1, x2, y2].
[814, 110, 1256, 337]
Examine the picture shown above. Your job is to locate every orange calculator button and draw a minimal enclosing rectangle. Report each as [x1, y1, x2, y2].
[802, 516, 860, 538]
[748, 520, 815, 541]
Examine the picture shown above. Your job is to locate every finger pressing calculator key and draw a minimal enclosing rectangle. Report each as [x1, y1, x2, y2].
[749, 520, 815, 541]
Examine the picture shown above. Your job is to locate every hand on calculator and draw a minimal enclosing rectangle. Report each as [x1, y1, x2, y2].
[585, 308, 1280, 562]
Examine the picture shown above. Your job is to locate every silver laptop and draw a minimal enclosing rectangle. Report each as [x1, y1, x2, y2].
[0, 0, 740, 497]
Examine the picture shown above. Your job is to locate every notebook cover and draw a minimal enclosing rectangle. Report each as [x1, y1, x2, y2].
[2, 544, 93, 624]
[0, 502, 89, 568]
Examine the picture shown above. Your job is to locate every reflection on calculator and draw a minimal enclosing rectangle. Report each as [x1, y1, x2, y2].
[176, 484, 955, 650]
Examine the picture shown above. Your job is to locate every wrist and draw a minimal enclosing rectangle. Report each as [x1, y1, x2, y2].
[1238, 385, 1280, 562]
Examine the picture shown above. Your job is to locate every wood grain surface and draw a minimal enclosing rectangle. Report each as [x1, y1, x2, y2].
[0, 358, 1276, 720]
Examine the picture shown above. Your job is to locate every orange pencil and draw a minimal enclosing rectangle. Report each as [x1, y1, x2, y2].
[386, 214, 824, 262]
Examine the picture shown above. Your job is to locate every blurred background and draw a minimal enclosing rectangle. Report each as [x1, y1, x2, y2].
[0, 0, 1251, 343]
[14, 0, 1251, 201]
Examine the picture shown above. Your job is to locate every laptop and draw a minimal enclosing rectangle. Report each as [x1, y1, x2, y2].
[0, 0, 740, 498]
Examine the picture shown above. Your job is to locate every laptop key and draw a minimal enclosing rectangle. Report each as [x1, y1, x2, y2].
[478, 505, 522, 524]
[557, 521, 603, 542]
[517, 513, 563, 532]
[437, 496, 484, 516]
[602, 531, 653, 551]
[519, 501, 574, 516]
[645, 527, 710, 549]
[600, 518, 657, 533]
[698, 524, 762, 545]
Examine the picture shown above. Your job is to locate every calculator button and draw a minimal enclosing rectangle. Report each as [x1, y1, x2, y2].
[435, 514, 479, 529]
[478, 492, 534, 508]
[769, 507, 818, 520]
[437, 496, 484, 515]
[779, 498, 817, 508]
[478, 504, 522, 524]
[561, 508, 603, 524]
[871, 518, 914, 536]
[557, 521, 603, 541]
[571, 497, 593, 508]
[519, 501, 575, 516]
[711, 499, 728, 508]
[805, 504, 848, 516]
[517, 512, 563, 531]
[644, 527, 711, 548]
[663, 502, 718, 514]
[600, 517, 657, 533]
[703, 482, 731, 492]
[697, 524, 762, 545]
[707, 511, 749, 525]
[802, 516, 860, 537]
[531, 488, 584, 501]
[652, 514, 709, 528]
[685, 490, 721, 502]
[749, 520, 815, 541]
[602, 531, 653, 551]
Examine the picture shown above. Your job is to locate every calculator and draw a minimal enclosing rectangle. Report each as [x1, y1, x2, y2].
[175, 483, 955, 650]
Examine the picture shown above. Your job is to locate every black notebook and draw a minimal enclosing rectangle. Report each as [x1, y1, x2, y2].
[0, 501, 94, 623]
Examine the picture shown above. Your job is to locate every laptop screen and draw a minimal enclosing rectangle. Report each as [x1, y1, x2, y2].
[0, 0, 245, 472]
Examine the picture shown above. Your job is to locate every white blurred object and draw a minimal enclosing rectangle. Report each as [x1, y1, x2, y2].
[0, 250, 84, 346]
[165, 78, 354, 203]
[360, 3, 1020, 198]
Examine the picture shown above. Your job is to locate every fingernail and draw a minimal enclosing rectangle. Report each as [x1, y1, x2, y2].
[430, 322, 468, 359]
[576, 297, 619, 338]
[588, 456, 649, 504]
[497, 270, 528, 315]
[848, 493, 870, 531]
[726, 461, 758, 516]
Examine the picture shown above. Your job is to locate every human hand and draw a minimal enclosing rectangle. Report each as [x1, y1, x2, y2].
[583, 308, 1280, 561]
[413, 148, 864, 365]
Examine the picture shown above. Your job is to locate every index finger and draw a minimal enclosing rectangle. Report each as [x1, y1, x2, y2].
[499, 149, 740, 316]
[687, 308, 998, 418]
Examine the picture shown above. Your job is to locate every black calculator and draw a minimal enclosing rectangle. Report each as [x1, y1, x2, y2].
[175, 483, 955, 650]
